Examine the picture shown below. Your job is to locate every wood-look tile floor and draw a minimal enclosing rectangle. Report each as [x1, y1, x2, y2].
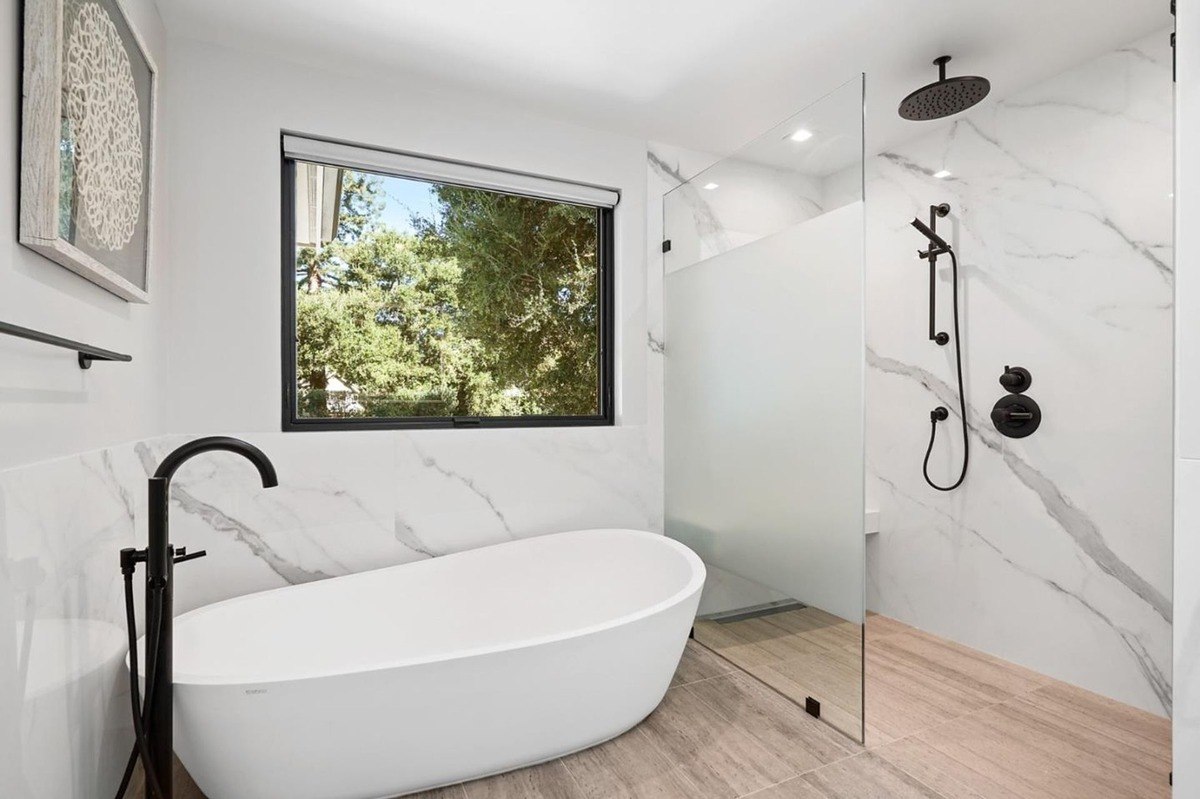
[163, 614, 1172, 799]
[694, 607, 867, 740]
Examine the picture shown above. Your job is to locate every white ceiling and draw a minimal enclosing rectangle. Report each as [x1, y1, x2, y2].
[154, 0, 1171, 157]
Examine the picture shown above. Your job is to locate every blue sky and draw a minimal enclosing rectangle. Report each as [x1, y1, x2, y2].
[375, 174, 442, 234]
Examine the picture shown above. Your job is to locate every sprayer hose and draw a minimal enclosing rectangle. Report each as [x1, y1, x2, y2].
[922, 248, 970, 492]
[114, 571, 165, 799]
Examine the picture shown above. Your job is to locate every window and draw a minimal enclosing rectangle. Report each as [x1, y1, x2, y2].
[281, 136, 616, 430]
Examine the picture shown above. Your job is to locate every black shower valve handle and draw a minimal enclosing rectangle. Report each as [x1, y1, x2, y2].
[994, 407, 1034, 423]
[173, 547, 208, 565]
[999, 365, 1032, 393]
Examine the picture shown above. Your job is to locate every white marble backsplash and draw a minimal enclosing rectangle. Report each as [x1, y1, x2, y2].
[0, 30, 1177, 799]
[863, 30, 1174, 715]
[0, 425, 657, 797]
[646, 31, 1173, 717]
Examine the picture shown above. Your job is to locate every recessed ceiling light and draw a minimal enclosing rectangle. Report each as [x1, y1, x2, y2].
[933, 169, 952, 179]
[703, 182, 719, 190]
[789, 129, 814, 143]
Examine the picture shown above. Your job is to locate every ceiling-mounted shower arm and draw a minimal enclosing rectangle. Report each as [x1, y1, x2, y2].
[935, 55, 950, 82]
[912, 203, 951, 346]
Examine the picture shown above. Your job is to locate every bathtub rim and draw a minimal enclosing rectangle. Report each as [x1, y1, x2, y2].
[159, 528, 705, 686]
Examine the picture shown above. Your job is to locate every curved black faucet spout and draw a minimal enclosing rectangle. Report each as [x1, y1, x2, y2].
[153, 435, 278, 488]
[139, 436, 277, 798]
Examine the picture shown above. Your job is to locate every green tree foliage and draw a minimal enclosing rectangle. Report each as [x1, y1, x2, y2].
[337, 171, 384, 242]
[417, 186, 600, 415]
[294, 169, 600, 419]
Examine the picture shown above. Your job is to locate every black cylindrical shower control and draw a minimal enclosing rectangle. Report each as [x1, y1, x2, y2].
[999, 365, 1032, 394]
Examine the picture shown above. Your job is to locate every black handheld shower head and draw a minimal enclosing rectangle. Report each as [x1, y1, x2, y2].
[899, 56, 990, 121]
[911, 216, 951, 255]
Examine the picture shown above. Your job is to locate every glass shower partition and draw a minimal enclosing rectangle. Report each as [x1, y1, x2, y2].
[662, 76, 866, 742]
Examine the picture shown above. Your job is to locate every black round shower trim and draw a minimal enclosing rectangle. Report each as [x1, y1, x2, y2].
[990, 394, 1041, 438]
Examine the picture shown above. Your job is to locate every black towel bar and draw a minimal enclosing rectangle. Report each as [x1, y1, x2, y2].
[0, 321, 132, 369]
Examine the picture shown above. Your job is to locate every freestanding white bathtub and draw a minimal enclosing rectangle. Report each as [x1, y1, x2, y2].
[167, 529, 705, 799]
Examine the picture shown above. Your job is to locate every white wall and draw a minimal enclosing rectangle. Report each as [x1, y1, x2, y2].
[0, 0, 170, 469]
[1, 3, 170, 795]
[0, 27, 661, 799]
[1175, 1, 1199, 792]
[159, 38, 649, 433]
[145, 33, 662, 606]
[864, 31, 1174, 715]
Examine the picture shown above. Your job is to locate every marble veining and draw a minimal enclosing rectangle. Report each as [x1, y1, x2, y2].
[0, 424, 658, 797]
[870, 465, 1171, 714]
[392, 516, 438, 558]
[410, 444, 518, 540]
[867, 348, 1171, 628]
[863, 30, 1173, 714]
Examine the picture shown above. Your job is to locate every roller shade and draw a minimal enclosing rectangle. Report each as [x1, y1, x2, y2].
[283, 134, 620, 209]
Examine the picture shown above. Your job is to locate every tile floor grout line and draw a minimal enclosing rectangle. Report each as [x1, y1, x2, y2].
[688, 637, 868, 749]
[678, 646, 873, 796]
[904, 711, 1079, 799]
[676, 676, 821, 791]
[854, 654, 1173, 796]
[731, 749, 955, 799]
[1009, 683, 1171, 759]
[1000, 691, 1173, 773]
[873, 688, 1168, 799]
[730, 747, 866, 798]
[994, 695, 1173, 784]
[673, 668, 738, 689]
[558, 719, 709, 799]
[449, 615, 1171, 798]
[864, 718, 1009, 797]
[865, 689, 1028, 752]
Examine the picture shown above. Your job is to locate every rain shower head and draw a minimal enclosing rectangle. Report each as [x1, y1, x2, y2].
[898, 56, 990, 121]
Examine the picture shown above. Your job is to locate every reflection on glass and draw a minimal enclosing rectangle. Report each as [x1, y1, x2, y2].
[663, 76, 866, 742]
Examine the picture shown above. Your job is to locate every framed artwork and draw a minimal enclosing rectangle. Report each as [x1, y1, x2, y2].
[20, 0, 157, 303]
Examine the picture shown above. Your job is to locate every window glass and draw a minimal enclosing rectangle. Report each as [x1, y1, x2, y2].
[284, 153, 613, 429]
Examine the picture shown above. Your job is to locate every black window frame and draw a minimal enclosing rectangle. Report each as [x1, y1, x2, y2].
[280, 148, 615, 432]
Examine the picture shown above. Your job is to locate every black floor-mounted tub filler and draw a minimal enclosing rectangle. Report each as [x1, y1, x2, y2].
[115, 437, 278, 799]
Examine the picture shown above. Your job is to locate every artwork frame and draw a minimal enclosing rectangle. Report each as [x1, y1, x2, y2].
[19, 0, 158, 304]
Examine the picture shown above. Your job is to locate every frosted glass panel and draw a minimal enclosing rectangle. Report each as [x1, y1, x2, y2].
[663, 77, 864, 741]
[666, 204, 864, 616]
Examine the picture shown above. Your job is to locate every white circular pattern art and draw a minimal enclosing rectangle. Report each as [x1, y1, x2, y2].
[64, 2, 144, 252]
